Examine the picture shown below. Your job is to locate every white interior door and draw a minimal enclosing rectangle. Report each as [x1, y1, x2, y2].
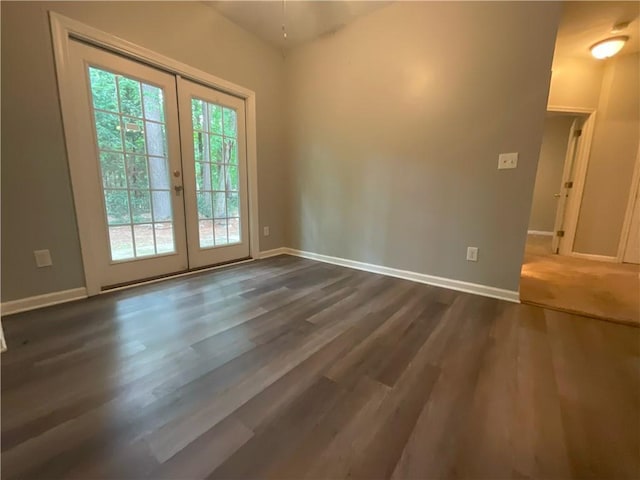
[552, 117, 582, 254]
[68, 40, 188, 287]
[178, 78, 250, 268]
[623, 186, 640, 264]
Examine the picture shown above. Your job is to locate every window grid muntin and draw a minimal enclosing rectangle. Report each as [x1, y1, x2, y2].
[88, 66, 175, 261]
[192, 97, 241, 249]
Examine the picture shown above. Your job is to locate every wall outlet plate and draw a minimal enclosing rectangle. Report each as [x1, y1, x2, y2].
[466, 246, 478, 262]
[498, 152, 518, 169]
[34, 249, 52, 268]
[263, 226, 270, 237]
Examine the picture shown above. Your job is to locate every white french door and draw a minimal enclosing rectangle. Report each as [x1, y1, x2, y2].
[68, 40, 250, 289]
[178, 79, 250, 268]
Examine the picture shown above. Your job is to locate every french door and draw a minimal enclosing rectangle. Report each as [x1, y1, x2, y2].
[178, 79, 250, 269]
[68, 40, 250, 289]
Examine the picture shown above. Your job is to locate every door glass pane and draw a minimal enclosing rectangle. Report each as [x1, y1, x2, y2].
[199, 220, 214, 248]
[126, 155, 149, 189]
[94, 111, 123, 151]
[227, 165, 239, 191]
[228, 217, 240, 244]
[143, 84, 164, 122]
[191, 97, 241, 248]
[214, 219, 228, 245]
[100, 153, 126, 188]
[155, 223, 174, 253]
[89, 66, 175, 261]
[108, 226, 134, 260]
[197, 192, 213, 219]
[118, 76, 143, 118]
[133, 224, 155, 256]
[104, 190, 130, 225]
[130, 190, 152, 223]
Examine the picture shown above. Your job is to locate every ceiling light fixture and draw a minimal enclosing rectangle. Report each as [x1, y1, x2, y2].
[590, 36, 628, 59]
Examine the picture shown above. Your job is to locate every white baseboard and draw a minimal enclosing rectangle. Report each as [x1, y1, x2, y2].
[1, 287, 88, 316]
[569, 251, 619, 263]
[282, 248, 520, 303]
[527, 230, 554, 236]
[1, 248, 522, 316]
[259, 247, 288, 259]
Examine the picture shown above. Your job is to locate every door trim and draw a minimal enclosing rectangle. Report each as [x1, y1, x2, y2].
[50, 12, 260, 295]
[546, 105, 596, 259]
[618, 146, 640, 262]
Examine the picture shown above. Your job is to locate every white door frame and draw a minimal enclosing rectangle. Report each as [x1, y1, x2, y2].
[50, 12, 260, 296]
[618, 146, 640, 262]
[551, 116, 581, 254]
[546, 105, 598, 259]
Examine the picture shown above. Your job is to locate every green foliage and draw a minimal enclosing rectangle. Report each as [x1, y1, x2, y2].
[227, 165, 239, 190]
[143, 85, 164, 122]
[209, 104, 223, 134]
[118, 76, 142, 118]
[192, 99, 204, 130]
[126, 155, 149, 189]
[130, 190, 152, 223]
[95, 111, 123, 151]
[104, 190, 129, 225]
[226, 192, 239, 217]
[197, 192, 212, 219]
[89, 67, 171, 227]
[91, 70, 240, 236]
[223, 107, 237, 137]
[100, 153, 126, 189]
[89, 67, 118, 112]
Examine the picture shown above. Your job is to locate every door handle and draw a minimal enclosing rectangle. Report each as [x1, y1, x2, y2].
[554, 193, 561, 198]
[174, 184, 184, 195]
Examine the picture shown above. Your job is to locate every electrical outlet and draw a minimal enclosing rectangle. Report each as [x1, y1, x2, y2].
[34, 249, 52, 268]
[498, 152, 518, 169]
[263, 226, 270, 237]
[466, 247, 478, 262]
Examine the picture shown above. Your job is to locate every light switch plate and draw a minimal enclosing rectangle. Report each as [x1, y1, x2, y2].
[34, 249, 52, 268]
[498, 152, 518, 169]
[466, 247, 478, 262]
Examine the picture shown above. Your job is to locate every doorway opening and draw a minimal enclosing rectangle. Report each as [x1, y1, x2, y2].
[520, 109, 640, 326]
[51, 13, 260, 296]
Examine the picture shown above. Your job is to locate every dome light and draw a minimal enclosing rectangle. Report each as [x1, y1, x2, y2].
[590, 36, 629, 59]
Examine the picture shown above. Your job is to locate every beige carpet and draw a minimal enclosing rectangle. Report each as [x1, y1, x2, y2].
[520, 235, 640, 326]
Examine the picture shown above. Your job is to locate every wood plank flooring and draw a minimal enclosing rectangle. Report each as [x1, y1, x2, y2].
[2, 255, 639, 479]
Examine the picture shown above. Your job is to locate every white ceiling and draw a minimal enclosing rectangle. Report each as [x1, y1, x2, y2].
[554, 1, 640, 60]
[208, 1, 639, 59]
[207, 1, 391, 50]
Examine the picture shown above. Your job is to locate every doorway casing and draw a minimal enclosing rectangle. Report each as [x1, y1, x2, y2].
[50, 12, 261, 296]
[546, 105, 598, 259]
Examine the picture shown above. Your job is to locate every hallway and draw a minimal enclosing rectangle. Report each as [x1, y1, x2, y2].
[520, 235, 640, 326]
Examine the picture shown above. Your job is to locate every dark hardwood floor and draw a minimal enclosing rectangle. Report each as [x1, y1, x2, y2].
[2, 255, 639, 479]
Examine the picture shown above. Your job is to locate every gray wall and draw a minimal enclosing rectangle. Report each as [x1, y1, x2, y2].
[285, 1, 560, 292]
[528, 115, 576, 233]
[573, 53, 640, 256]
[1, 1, 287, 301]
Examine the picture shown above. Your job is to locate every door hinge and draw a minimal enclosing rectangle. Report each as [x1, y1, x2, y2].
[556, 230, 565, 237]
[575, 129, 582, 137]
[564, 181, 573, 188]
